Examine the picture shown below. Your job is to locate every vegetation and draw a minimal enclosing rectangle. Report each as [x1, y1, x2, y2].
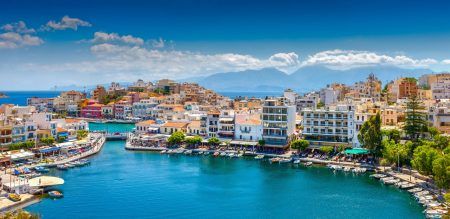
[0, 210, 40, 219]
[358, 112, 383, 157]
[100, 93, 124, 105]
[39, 137, 55, 146]
[382, 129, 401, 143]
[290, 139, 309, 152]
[381, 139, 412, 168]
[207, 137, 220, 146]
[316, 101, 325, 108]
[57, 136, 66, 143]
[7, 141, 35, 151]
[258, 139, 265, 147]
[319, 146, 334, 155]
[404, 96, 428, 141]
[167, 131, 185, 146]
[76, 130, 89, 140]
[185, 136, 202, 147]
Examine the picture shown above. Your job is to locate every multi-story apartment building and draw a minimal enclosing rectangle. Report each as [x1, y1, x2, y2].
[27, 97, 54, 112]
[301, 104, 355, 147]
[261, 98, 296, 147]
[218, 110, 235, 139]
[0, 123, 12, 146]
[387, 78, 418, 101]
[206, 110, 219, 137]
[428, 104, 450, 134]
[132, 99, 158, 119]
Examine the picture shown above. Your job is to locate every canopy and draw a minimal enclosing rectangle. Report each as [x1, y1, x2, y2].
[29, 176, 65, 187]
[344, 148, 369, 155]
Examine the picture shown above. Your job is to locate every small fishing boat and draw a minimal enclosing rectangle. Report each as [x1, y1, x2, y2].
[79, 159, 90, 166]
[236, 153, 243, 157]
[220, 152, 227, 156]
[160, 150, 167, 154]
[213, 152, 220, 157]
[343, 166, 352, 172]
[65, 163, 75, 168]
[198, 151, 204, 155]
[293, 159, 301, 164]
[400, 183, 415, 189]
[57, 164, 68, 170]
[8, 193, 21, 202]
[203, 151, 209, 155]
[408, 188, 422, 193]
[279, 158, 292, 163]
[304, 162, 313, 166]
[254, 155, 264, 160]
[269, 157, 281, 163]
[184, 150, 193, 155]
[227, 153, 235, 158]
[34, 166, 49, 173]
[48, 191, 63, 198]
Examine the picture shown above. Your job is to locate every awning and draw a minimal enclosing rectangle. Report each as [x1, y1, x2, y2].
[344, 148, 369, 155]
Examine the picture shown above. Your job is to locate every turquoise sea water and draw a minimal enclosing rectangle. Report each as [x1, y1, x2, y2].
[25, 123, 424, 218]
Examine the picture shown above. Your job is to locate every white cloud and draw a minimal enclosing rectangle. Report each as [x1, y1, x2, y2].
[442, 60, 450, 65]
[151, 37, 165, 48]
[44, 15, 91, 31]
[21, 43, 300, 81]
[92, 32, 144, 46]
[302, 49, 437, 70]
[1, 21, 35, 34]
[0, 32, 43, 49]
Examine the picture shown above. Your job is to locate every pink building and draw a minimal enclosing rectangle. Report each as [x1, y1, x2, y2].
[81, 102, 104, 119]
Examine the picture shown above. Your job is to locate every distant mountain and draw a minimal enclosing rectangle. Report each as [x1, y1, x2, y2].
[196, 66, 433, 92]
[196, 68, 294, 91]
[289, 65, 431, 91]
[53, 82, 132, 92]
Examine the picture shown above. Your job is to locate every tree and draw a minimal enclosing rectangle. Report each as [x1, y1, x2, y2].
[0, 210, 40, 219]
[290, 139, 309, 152]
[316, 101, 325, 108]
[320, 146, 334, 155]
[40, 137, 55, 146]
[382, 129, 401, 143]
[428, 126, 440, 138]
[433, 135, 450, 150]
[358, 112, 383, 157]
[185, 136, 202, 147]
[258, 139, 265, 147]
[167, 131, 185, 146]
[411, 145, 441, 175]
[76, 130, 89, 140]
[404, 95, 428, 141]
[382, 139, 411, 167]
[432, 154, 450, 189]
[207, 137, 220, 146]
[57, 136, 66, 143]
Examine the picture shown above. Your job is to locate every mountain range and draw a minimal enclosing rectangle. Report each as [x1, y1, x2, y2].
[54, 65, 433, 93]
[186, 65, 432, 92]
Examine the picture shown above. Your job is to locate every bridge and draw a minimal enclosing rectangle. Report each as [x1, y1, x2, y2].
[91, 131, 129, 140]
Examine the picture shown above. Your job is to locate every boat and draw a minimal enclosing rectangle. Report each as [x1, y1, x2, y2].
[236, 153, 243, 157]
[57, 164, 68, 170]
[220, 152, 227, 156]
[34, 166, 49, 173]
[65, 163, 75, 168]
[213, 152, 220, 157]
[79, 159, 90, 166]
[203, 151, 209, 155]
[369, 174, 386, 179]
[293, 159, 301, 164]
[343, 166, 352, 172]
[384, 179, 400, 185]
[184, 150, 193, 155]
[424, 209, 443, 219]
[304, 161, 313, 166]
[198, 151, 204, 155]
[227, 153, 235, 158]
[48, 191, 63, 198]
[254, 155, 264, 160]
[8, 193, 21, 202]
[408, 188, 422, 193]
[160, 150, 167, 154]
[279, 158, 292, 163]
[269, 157, 281, 163]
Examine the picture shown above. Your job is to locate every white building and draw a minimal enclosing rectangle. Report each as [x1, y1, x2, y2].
[234, 113, 262, 141]
[301, 104, 355, 147]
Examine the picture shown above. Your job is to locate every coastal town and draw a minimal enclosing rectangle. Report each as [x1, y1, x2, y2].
[1, 73, 450, 218]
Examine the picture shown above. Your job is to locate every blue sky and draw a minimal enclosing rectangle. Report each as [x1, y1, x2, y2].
[1, 0, 450, 90]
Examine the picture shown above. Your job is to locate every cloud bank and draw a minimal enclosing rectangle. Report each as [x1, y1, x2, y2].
[43, 15, 91, 31]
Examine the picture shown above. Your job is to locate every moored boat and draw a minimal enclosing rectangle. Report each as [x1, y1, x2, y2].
[279, 158, 292, 163]
[269, 157, 281, 163]
[293, 159, 300, 164]
[304, 161, 313, 166]
[254, 155, 264, 160]
[8, 193, 21, 202]
[213, 152, 220, 157]
[57, 164, 68, 170]
[48, 191, 63, 198]
[34, 166, 49, 173]
[160, 150, 167, 154]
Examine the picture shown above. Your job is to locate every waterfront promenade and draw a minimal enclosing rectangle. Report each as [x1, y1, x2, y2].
[0, 133, 106, 212]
